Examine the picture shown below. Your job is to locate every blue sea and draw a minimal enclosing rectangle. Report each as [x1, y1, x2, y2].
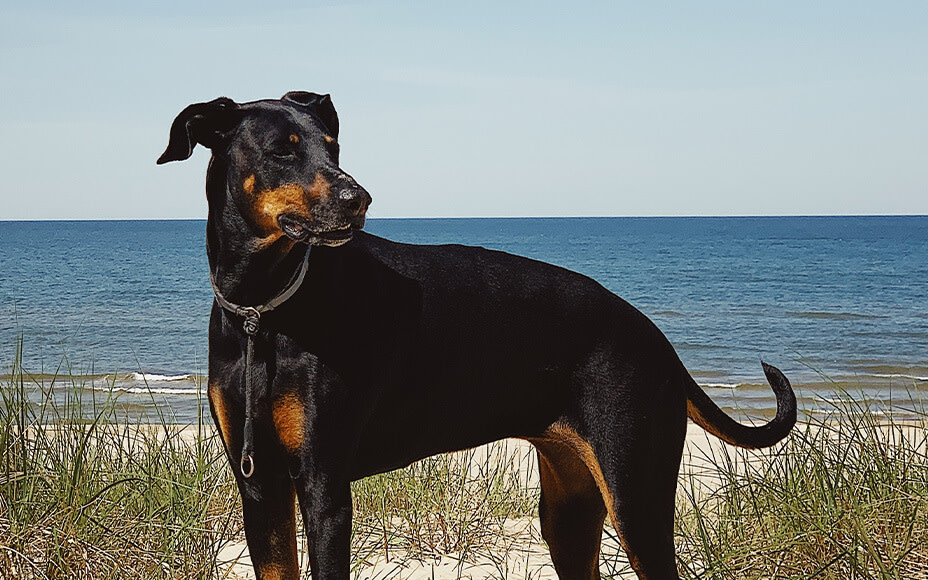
[1, 217, 927, 423]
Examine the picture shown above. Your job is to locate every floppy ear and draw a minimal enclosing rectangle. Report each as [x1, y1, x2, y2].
[157, 97, 240, 164]
[281, 91, 339, 139]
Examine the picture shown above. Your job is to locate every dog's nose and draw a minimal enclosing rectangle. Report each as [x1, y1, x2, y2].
[339, 185, 372, 216]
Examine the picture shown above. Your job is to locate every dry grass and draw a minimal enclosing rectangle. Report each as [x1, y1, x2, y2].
[676, 396, 928, 579]
[3, 341, 927, 579]
[0, 343, 241, 579]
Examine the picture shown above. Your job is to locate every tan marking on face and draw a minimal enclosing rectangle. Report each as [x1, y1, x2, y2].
[323, 135, 334, 144]
[254, 183, 309, 232]
[308, 173, 330, 199]
[208, 381, 233, 447]
[289, 134, 300, 144]
[243, 174, 256, 195]
[273, 391, 305, 453]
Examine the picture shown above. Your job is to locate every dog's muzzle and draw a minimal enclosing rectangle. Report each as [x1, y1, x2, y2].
[277, 181, 370, 246]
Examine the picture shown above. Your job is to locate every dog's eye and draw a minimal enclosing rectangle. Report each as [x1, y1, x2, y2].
[269, 144, 297, 160]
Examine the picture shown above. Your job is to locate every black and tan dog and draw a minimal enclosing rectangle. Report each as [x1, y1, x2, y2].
[158, 92, 796, 580]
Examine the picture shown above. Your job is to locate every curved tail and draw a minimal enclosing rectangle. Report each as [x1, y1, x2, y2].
[685, 362, 797, 449]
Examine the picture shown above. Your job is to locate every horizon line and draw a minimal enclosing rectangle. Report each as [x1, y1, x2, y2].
[1, 213, 927, 223]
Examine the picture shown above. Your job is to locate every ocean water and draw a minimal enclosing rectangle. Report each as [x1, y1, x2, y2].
[1, 216, 927, 422]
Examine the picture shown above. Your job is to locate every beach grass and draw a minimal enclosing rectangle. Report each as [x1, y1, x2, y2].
[2, 343, 927, 579]
[676, 395, 928, 579]
[0, 341, 240, 578]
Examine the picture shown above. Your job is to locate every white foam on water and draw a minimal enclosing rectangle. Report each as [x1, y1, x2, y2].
[700, 382, 742, 389]
[131, 372, 192, 382]
[90, 384, 201, 395]
[870, 373, 928, 382]
[120, 386, 200, 395]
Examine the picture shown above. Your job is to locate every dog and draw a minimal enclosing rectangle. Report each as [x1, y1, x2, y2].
[158, 92, 796, 580]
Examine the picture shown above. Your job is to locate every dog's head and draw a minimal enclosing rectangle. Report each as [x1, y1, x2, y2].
[158, 92, 371, 247]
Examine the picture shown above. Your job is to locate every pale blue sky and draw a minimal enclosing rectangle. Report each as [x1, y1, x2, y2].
[1, 1, 926, 219]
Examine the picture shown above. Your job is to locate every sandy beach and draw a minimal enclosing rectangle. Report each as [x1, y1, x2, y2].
[214, 420, 928, 580]
[3, 394, 925, 578]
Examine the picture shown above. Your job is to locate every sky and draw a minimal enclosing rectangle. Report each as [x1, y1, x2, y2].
[1, 1, 926, 219]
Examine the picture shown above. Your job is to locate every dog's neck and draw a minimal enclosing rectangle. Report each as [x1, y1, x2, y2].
[205, 159, 310, 307]
[207, 218, 308, 307]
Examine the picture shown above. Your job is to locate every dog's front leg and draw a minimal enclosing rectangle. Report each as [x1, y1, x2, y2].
[288, 424, 354, 579]
[209, 381, 301, 579]
[294, 475, 353, 580]
[272, 378, 356, 580]
[239, 468, 301, 580]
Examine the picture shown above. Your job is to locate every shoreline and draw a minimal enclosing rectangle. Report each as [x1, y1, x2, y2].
[5, 363, 927, 389]
[4, 371, 926, 425]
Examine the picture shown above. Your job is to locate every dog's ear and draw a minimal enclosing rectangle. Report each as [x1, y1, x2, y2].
[157, 97, 241, 164]
[281, 91, 339, 139]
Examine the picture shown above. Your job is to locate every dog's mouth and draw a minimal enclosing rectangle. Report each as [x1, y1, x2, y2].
[278, 214, 354, 247]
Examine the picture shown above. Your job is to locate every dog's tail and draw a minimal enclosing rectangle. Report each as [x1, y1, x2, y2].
[685, 362, 796, 449]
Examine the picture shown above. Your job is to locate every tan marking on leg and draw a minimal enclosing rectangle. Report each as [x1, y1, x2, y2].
[256, 564, 282, 580]
[530, 439, 606, 580]
[529, 423, 646, 576]
[272, 391, 305, 453]
[250, 485, 299, 580]
[254, 563, 291, 580]
[289, 133, 300, 144]
[540, 423, 618, 527]
[243, 174, 256, 194]
[323, 135, 334, 143]
[207, 381, 233, 446]
[255, 560, 299, 580]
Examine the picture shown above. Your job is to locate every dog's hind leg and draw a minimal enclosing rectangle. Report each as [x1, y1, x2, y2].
[600, 435, 684, 580]
[587, 377, 687, 580]
[537, 411, 684, 580]
[530, 437, 607, 580]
